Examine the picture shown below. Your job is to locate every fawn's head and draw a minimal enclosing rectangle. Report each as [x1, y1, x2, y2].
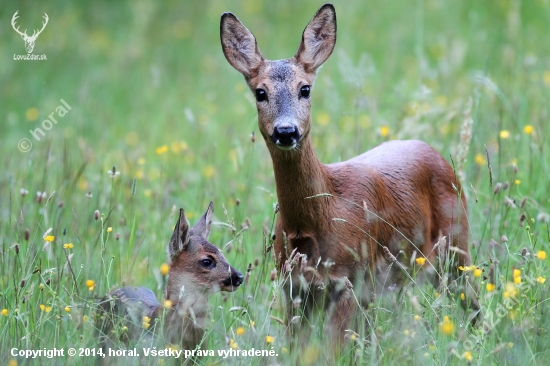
[221, 4, 336, 151]
[166, 202, 243, 300]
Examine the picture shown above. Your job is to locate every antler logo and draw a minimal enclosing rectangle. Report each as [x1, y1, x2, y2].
[11, 11, 49, 54]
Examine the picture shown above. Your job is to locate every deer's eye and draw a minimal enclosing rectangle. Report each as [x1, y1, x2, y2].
[300, 85, 311, 99]
[255, 89, 267, 102]
[200, 258, 215, 268]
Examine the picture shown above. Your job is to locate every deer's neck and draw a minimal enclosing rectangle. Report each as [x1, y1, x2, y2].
[268, 137, 333, 235]
[161, 289, 208, 348]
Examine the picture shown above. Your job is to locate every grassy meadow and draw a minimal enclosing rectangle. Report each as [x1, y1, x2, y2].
[2, 0, 550, 364]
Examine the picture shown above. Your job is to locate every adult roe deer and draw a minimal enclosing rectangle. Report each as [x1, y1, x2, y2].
[97, 203, 244, 361]
[220, 3, 479, 346]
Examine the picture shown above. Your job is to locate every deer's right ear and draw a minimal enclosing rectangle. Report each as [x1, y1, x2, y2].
[168, 208, 190, 259]
[220, 12, 264, 78]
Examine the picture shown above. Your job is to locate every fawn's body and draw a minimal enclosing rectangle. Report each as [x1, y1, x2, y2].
[97, 203, 243, 362]
[221, 3, 479, 346]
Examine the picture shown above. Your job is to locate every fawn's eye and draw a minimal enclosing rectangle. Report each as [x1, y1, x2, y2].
[255, 88, 267, 102]
[300, 85, 311, 99]
[200, 258, 215, 268]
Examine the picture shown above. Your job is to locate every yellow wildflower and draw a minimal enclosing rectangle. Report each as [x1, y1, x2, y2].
[499, 130, 510, 139]
[316, 112, 330, 126]
[44, 235, 55, 242]
[8, 359, 18, 366]
[64, 307, 71, 313]
[106, 227, 112, 233]
[63, 243, 74, 249]
[504, 282, 518, 298]
[143, 316, 151, 329]
[507, 342, 514, 349]
[537, 276, 546, 284]
[202, 165, 215, 179]
[229, 339, 238, 350]
[164, 300, 172, 309]
[83, 315, 89, 322]
[514, 179, 521, 185]
[439, 316, 455, 335]
[473, 268, 482, 277]
[265, 335, 275, 343]
[160, 263, 170, 276]
[39, 304, 52, 312]
[1, 309, 8, 316]
[415, 257, 426, 266]
[537, 251, 547, 260]
[414, 315, 421, 321]
[523, 125, 534, 135]
[475, 153, 486, 166]
[486, 283, 496, 292]
[26, 107, 40, 121]
[86, 279, 95, 291]
[379, 126, 390, 137]
[236, 327, 245, 336]
[464, 351, 473, 361]
[513, 269, 521, 278]
[156, 145, 168, 154]
[460, 293, 465, 301]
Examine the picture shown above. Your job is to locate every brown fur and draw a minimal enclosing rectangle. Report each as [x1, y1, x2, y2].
[96, 203, 243, 363]
[221, 3, 479, 348]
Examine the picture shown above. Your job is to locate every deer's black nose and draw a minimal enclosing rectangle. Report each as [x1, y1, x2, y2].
[271, 125, 300, 147]
[223, 269, 244, 287]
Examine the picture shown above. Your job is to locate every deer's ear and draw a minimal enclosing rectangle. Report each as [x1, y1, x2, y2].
[220, 12, 264, 78]
[190, 202, 214, 240]
[168, 208, 190, 259]
[295, 4, 337, 72]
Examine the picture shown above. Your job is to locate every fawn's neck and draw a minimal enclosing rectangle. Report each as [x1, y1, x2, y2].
[161, 288, 209, 347]
[268, 137, 333, 234]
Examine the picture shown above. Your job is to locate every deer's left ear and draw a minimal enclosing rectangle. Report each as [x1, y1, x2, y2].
[190, 202, 214, 240]
[295, 4, 337, 72]
[168, 208, 190, 259]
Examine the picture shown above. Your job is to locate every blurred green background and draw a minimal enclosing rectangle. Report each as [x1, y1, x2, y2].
[1, 0, 550, 364]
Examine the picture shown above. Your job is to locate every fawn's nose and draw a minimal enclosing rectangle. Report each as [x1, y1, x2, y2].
[223, 269, 244, 287]
[271, 125, 300, 148]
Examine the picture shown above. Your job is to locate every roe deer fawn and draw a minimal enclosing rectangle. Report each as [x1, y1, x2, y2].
[221, 3, 480, 346]
[97, 203, 243, 360]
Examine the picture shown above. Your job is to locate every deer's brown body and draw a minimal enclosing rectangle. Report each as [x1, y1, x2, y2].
[221, 3, 479, 345]
[97, 203, 243, 362]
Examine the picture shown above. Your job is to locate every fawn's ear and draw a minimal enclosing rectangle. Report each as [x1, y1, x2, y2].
[220, 12, 264, 78]
[190, 201, 214, 240]
[295, 3, 337, 72]
[168, 208, 190, 259]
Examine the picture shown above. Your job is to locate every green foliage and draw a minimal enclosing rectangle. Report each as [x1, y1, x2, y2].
[1, 0, 549, 364]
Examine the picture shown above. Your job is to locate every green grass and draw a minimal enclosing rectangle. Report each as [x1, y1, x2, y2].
[2, 0, 550, 364]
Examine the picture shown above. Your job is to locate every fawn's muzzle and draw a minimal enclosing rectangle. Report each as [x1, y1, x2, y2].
[222, 268, 244, 288]
[271, 125, 301, 149]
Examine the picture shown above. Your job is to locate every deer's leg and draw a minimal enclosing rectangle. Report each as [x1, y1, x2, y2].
[437, 205, 480, 324]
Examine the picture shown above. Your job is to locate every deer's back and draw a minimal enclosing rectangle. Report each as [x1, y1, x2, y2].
[323, 140, 466, 270]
